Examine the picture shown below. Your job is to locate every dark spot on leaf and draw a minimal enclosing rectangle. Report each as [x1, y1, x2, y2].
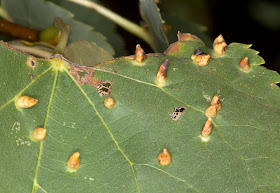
[169, 107, 187, 121]
[26, 57, 37, 69]
[97, 81, 113, 97]
[28, 73, 35, 79]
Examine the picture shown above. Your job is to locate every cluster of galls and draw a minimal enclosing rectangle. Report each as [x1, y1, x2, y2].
[201, 96, 222, 142]
[16, 95, 81, 172]
[16, 34, 251, 170]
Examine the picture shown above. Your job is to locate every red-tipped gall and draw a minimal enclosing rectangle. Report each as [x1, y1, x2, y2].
[156, 59, 169, 85]
[135, 44, 146, 63]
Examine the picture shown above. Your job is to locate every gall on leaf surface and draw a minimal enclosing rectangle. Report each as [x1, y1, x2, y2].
[0, 33, 280, 193]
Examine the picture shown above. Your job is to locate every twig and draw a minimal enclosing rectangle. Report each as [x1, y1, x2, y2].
[67, 0, 155, 50]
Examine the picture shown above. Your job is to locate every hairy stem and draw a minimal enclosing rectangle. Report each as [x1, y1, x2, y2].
[67, 0, 155, 50]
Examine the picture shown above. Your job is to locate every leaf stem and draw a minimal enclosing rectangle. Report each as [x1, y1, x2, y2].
[53, 17, 70, 55]
[67, 0, 155, 50]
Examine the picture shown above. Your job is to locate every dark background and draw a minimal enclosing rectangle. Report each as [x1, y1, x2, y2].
[104, 0, 280, 73]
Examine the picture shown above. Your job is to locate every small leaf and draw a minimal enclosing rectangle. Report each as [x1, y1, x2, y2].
[64, 40, 113, 66]
[139, 0, 169, 52]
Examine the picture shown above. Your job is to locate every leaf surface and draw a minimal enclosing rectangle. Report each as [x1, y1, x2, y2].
[64, 40, 113, 66]
[0, 34, 280, 193]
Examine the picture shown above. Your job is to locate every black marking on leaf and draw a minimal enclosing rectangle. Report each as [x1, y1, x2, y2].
[26, 57, 37, 69]
[169, 107, 187, 121]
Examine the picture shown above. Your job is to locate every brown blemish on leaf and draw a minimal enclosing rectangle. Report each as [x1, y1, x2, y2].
[26, 56, 37, 69]
[69, 65, 102, 87]
[69, 65, 113, 97]
[177, 31, 198, 42]
[28, 73, 35, 79]
[169, 107, 187, 121]
[97, 81, 113, 97]
[163, 42, 180, 54]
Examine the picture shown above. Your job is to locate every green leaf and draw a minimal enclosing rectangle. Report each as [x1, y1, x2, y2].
[2, 0, 115, 55]
[139, 0, 169, 52]
[64, 40, 113, 66]
[1, 33, 280, 192]
[49, 0, 127, 56]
